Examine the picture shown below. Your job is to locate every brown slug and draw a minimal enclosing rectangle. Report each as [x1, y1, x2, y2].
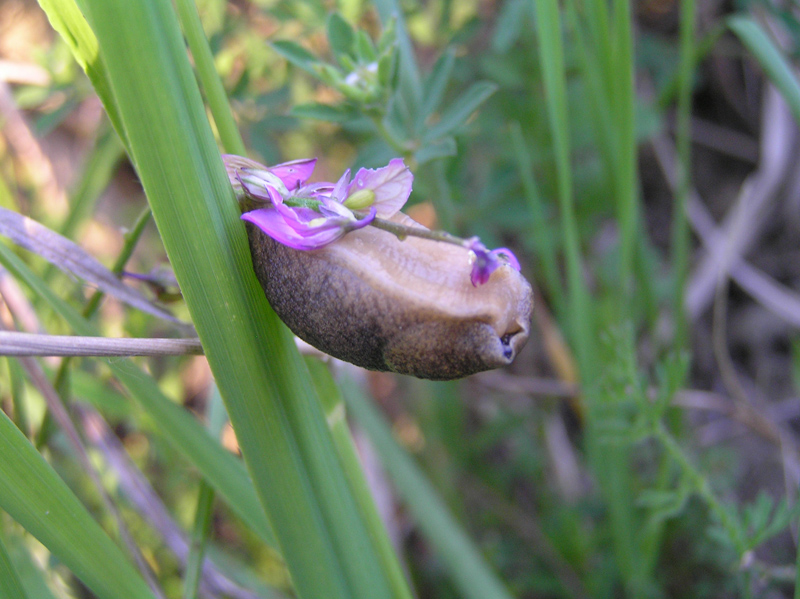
[246, 212, 533, 380]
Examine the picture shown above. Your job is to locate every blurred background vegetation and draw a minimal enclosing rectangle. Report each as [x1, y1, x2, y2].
[2, 0, 800, 597]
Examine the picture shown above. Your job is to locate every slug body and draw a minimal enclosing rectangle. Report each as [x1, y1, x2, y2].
[247, 212, 533, 380]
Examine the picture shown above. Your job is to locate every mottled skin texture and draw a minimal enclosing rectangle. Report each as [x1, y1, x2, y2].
[246, 213, 533, 380]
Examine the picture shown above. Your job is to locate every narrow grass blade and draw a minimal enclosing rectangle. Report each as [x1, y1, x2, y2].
[0, 242, 277, 550]
[307, 359, 413, 599]
[729, 15, 800, 126]
[609, 0, 638, 291]
[422, 81, 498, 142]
[57, 129, 124, 241]
[174, 0, 246, 156]
[2, 535, 60, 599]
[509, 122, 563, 305]
[342, 377, 515, 599]
[671, 0, 697, 348]
[0, 534, 28, 599]
[72, 0, 412, 596]
[531, 0, 593, 374]
[36, 0, 127, 149]
[183, 482, 215, 599]
[0, 408, 155, 599]
[7, 358, 29, 436]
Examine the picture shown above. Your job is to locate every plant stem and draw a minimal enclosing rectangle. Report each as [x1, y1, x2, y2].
[362, 213, 472, 249]
[281, 195, 477, 249]
[369, 115, 414, 161]
[655, 421, 746, 554]
[174, 0, 246, 156]
[672, 0, 696, 350]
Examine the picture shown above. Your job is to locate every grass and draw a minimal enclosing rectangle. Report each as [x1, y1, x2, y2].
[0, 0, 799, 597]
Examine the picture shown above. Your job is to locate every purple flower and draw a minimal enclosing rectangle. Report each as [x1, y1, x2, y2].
[223, 155, 318, 202]
[224, 155, 412, 251]
[241, 184, 376, 250]
[468, 239, 521, 287]
[337, 158, 413, 217]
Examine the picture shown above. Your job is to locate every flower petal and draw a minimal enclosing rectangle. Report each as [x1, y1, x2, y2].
[332, 168, 351, 202]
[222, 154, 267, 178]
[242, 205, 375, 251]
[491, 248, 521, 272]
[236, 171, 282, 202]
[268, 158, 318, 190]
[242, 208, 345, 250]
[348, 158, 412, 217]
[468, 240, 522, 287]
[223, 155, 317, 200]
[470, 252, 498, 286]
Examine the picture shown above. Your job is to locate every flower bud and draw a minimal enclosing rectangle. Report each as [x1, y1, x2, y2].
[343, 189, 376, 210]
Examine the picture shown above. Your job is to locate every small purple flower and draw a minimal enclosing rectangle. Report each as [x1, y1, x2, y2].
[223, 155, 318, 201]
[224, 155, 412, 251]
[468, 239, 521, 287]
[338, 158, 413, 217]
[241, 184, 376, 250]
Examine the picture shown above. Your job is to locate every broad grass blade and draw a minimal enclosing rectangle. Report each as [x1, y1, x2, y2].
[0, 408, 155, 599]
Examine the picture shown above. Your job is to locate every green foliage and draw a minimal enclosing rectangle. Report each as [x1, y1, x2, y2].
[2, 0, 799, 597]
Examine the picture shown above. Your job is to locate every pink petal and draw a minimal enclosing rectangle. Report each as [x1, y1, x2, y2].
[332, 169, 351, 202]
[237, 172, 276, 202]
[348, 158, 413, 217]
[269, 158, 318, 190]
[492, 248, 521, 271]
[222, 154, 267, 176]
[242, 208, 344, 250]
[241, 206, 375, 251]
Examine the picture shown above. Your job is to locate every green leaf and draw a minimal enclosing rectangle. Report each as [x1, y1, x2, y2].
[729, 15, 800, 127]
[0, 409, 154, 599]
[372, 0, 422, 112]
[414, 137, 457, 164]
[327, 13, 355, 63]
[36, 0, 127, 149]
[422, 81, 497, 142]
[271, 40, 322, 75]
[377, 17, 396, 55]
[0, 242, 277, 551]
[355, 30, 377, 63]
[0, 535, 28, 599]
[419, 48, 456, 127]
[174, 0, 245, 156]
[306, 359, 411, 598]
[342, 378, 514, 599]
[491, 0, 528, 53]
[3, 535, 60, 599]
[377, 51, 395, 88]
[78, 1, 413, 597]
[63, 369, 132, 419]
[291, 102, 360, 123]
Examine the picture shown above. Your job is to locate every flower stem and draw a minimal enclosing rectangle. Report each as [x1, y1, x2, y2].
[369, 115, 416, 163]
[283, 197, 475, 250]
[358, 212, 472, 249]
